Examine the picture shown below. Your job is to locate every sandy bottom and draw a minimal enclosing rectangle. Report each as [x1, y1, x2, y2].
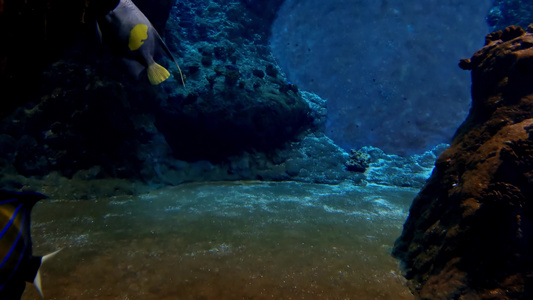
[22, 181, 416, 299]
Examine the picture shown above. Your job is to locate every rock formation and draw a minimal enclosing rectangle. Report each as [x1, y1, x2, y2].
[0, 0, 355, 196]
[393, 25, 533, 299]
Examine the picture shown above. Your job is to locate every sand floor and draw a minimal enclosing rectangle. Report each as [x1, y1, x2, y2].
[22, 181, 416, 299]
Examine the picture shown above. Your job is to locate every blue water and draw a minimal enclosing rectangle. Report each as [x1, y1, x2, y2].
[270, 0, 492, 155]
[24, 181, 417, 299]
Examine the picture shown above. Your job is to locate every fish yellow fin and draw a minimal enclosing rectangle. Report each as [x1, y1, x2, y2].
[129, 24, 148, 51]
[147, 62, 170, 85]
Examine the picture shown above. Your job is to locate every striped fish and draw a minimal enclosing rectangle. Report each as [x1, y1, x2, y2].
[0, 190, 60, 299]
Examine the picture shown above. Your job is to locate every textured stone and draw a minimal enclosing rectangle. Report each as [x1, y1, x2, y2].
[361, 144, 447, 188]
[0, 0, 342, 192]
[393, 26, 533, 299]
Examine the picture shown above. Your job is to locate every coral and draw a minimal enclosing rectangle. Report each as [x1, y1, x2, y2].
[345, 149, 371, 173]
[351, 144, 446, 188]
[157, 0, 315, 162]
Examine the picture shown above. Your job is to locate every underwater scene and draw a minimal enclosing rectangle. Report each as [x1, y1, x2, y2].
[24, 182, 417, 299]
[1, 0, 533, 299]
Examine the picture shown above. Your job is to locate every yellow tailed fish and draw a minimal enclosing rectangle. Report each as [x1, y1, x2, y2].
[97, 0, 185, 86]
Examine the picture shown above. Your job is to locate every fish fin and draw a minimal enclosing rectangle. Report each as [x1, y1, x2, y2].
[96, 21, 103, 43]
[152, 28, 186, 88]
[34, 269, 43, 298]
[171, 54, 186, 89]
[42, 248, 62, 263]
[33, 249, 62, 298]
[147, 62, 170, 85]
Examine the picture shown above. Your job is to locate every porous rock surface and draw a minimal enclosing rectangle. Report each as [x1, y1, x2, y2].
[393, 25, 533, 299]
[0, 0, 355, 197]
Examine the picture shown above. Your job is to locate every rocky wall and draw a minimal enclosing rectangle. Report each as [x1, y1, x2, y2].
[0, 0, 359, 196]
[392, 26, 533, 299]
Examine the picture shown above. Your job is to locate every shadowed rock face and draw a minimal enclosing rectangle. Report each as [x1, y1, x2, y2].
[0, 0, 343, 189]
[270, 0, 492, 155]
[392, 25, 533, 299]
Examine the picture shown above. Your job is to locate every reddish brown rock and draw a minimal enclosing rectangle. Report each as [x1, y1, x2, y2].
[393, 25, 533, 299]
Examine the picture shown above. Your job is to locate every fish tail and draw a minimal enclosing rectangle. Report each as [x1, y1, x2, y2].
[33, 249, 62, 298]
[147, 62, 170, 85]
